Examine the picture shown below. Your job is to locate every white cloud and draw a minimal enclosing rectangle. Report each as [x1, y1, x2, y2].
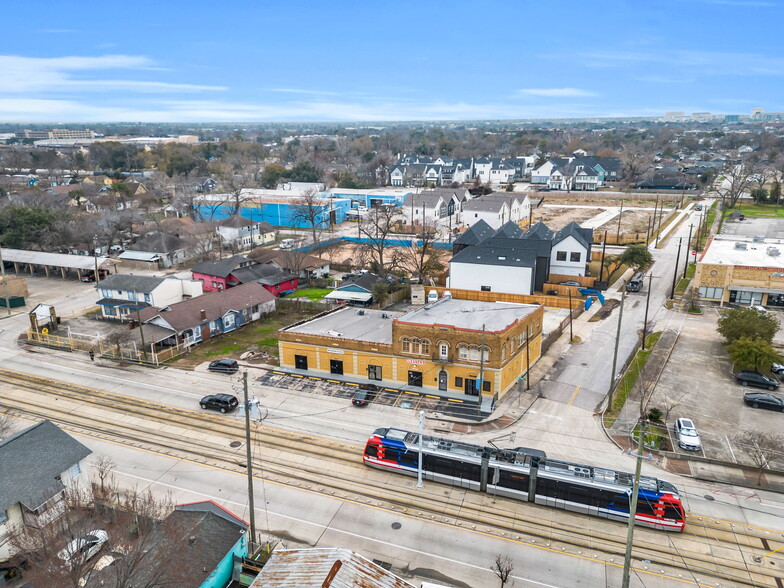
[0, 54, 223, 94]
[517, 88, 598, 97]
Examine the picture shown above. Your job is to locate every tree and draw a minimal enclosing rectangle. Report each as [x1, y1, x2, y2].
[289, 188, 328, 245]
[371, 281, 389, 307]
[400, 221, 447, 283]
[618, 244, 653, 271]
[771, 178, 782, 205]
[716, 159, 758, 209]
[727, 336, 781, 371]
[288, 161, 321, 183]
[490, 554, 514, 587]
[717, 307, 779, 344]
[0, 205, 58, 249]
[751, 187, 769, 203]
[0, 412, 13, 439]
[735, 430, 784, 485]
[620, 151, 648, 185]
[260, 164, 288, 188]
[358, 207, 401, 277]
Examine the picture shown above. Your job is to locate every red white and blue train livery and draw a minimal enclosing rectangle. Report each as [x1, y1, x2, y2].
[363, 428, 685, 532]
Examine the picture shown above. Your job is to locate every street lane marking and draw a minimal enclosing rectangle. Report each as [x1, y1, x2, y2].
[566, 386, 581, 406]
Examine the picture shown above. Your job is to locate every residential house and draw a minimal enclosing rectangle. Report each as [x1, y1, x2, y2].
[532, 156, 621, 190]
[461, 192, 530, 229]
[549, 221, 593, 277]
[192, 255, 298, 296]
[249, 547, 415, 588]
[138, 281, 276, 347]
[449, 240, 537, 295]
[636, 175, 697, 190]
[120, 231, 195, 268]
[231, 264, 299, 297]
[401, 188, 468, 231]
[248, 249, 330, 280]
[0, 420, 92, 562]
[216, 215, 275, 250]
[323, 273, 386, 306]
[94, 274, 203, 321]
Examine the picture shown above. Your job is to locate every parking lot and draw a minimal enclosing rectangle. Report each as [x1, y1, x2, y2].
[652, 307, 784, 466]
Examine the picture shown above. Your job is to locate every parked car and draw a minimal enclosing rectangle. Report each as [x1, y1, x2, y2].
[57, 530, 109, 568]
[279, 238, 295, 250]
[80, 269, 110, 282]
[695, 204, 702, 211]
[743, 392, 784, 412]
[200, 393, 239, 413]
[735, 370, 780, 390]
[208, 359, 239, 374]
[772, 362, 784, 375]
[352, 388, 376, 407]
[558, 281, 581, 287]
[751, 305, 768, 314]
[674, 418, 701, 451]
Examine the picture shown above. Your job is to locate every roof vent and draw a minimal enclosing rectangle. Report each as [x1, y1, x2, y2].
[734, 242, 748, 250]
[753, 236, 765, 243]
[768, 247, 781, 257]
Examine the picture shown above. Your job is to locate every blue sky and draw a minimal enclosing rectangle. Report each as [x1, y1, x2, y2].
[1, 0, 782, 122]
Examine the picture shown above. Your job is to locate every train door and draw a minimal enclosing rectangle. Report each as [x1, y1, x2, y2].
[330, 359, 344, 375]
[464, 378, 479, 396]
[295, 355, 308, 370]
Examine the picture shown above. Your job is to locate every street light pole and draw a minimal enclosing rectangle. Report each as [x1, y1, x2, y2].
[598, 230, 608, 283]
[417, 410, 425, 488]
[0, 244, 11, 315]
[243, 371, 257, 552]
[683, 224, 694, 279]
[568, 288, 574, 342]
[670, 238, 683, 300]
[622, 417, 648, 588]
[641, 275, 654, 350]
[608, 289, 626, 410]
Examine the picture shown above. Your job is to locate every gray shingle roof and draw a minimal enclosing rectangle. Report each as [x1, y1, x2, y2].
[191, 255, 251, 278]
[523, 221, 554, 241]
[450, 245, 536, 268]
[554, 221, 593, 250]
[94, 273, 166, 293]
[232, 264, 296, 286]
[128, 231, 190, 254]
[218, 214, 254, 228]
[0, 420, 92, 512]
[454, 219, 494, 247]
[492, 221, 524, 239]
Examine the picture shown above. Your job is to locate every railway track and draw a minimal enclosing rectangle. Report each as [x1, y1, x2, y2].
[0, 368, 782, 587]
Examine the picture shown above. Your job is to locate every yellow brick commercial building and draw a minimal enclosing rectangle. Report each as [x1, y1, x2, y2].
[694, 235, 784, 307]
[278, 298, 543, 404]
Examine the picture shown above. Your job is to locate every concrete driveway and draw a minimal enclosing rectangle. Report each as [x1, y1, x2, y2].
[651, 307, 784, 464]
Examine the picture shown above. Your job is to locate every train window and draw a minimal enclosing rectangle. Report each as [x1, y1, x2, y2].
[663, 505, 683, 520]
[365, 444, 378, 458]
[456, 461, 481, 482]
[608, 494, 630, 511]
[498, 470, 528, 490]
[567, 484, 589, 504]
[399, 451, 418, 467]
[385, 448, 402, 462]
[636, 498, 656, 517]
[536, 477, 558, 498]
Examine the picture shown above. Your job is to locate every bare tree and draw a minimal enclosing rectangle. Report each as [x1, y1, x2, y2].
[93, 455, 116, 498]
[490, 554, 514, 587]
[358, 207, 401, 277]
[716, 159, 759, 209]
[289, 188, 328, 246]
[0, 411, 14, 439]
[620, 151, 649, 186]
[399, 220, 447, 283]
[656, 390, 687, 423]
[735, 430, 784, 485]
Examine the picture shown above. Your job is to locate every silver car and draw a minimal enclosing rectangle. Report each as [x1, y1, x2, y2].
[675, 418, 701, 451]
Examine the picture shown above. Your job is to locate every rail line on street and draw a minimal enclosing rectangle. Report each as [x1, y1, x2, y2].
[0, 368, 781, 587]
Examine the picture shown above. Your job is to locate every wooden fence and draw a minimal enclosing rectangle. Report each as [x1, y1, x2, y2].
[429, 286, 582, 310]
[25, 329, 185, 366]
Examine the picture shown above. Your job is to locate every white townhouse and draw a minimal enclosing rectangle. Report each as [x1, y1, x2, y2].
[549, 222, 592, 277]
[94, 273, 203, 321]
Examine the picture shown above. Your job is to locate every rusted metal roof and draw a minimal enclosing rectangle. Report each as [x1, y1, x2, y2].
[249, 547, 415, 588]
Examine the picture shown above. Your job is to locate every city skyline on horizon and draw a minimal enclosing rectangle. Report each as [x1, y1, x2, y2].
[1, 0, 782, 123]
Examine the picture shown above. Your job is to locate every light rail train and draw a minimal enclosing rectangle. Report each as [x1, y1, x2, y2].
[363, 428, 685, 532]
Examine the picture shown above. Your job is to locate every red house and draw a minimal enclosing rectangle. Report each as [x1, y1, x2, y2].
[191, 255, 298, 297]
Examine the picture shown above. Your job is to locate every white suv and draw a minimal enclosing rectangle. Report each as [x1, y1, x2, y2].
[675, 418, 701, 451]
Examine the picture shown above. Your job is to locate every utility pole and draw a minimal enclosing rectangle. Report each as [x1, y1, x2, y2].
[616, 199, 623, 243]
[417, 410, 425, 488]
[622, 418, 648, 588]
[641, 275, 654, 350]
[598, 230, 608, 283]
[135, 306, 148, 362]
[670, 238, 683, 299]
[645, 215, 652, 244]
[608, 289, 626, 409]
[683, 223, 694, 279]
[0, 244, 11, 315]
[243, 371, 257, 552]
[568, 289, 574, 342]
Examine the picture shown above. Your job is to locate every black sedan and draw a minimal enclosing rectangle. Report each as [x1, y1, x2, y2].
[352, 388, 376, 407]
[208, 359, 239, 374]
[200, 394, 239, 413]
[744, 392, 784, 412]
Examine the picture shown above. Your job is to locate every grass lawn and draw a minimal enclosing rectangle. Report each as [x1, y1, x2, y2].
[605, 331, 662, 425]
[729, 203, 784, 218]
[171, 308, 319, 368]
[293, 287, 332, 301]
[674, 278, 690, 296]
